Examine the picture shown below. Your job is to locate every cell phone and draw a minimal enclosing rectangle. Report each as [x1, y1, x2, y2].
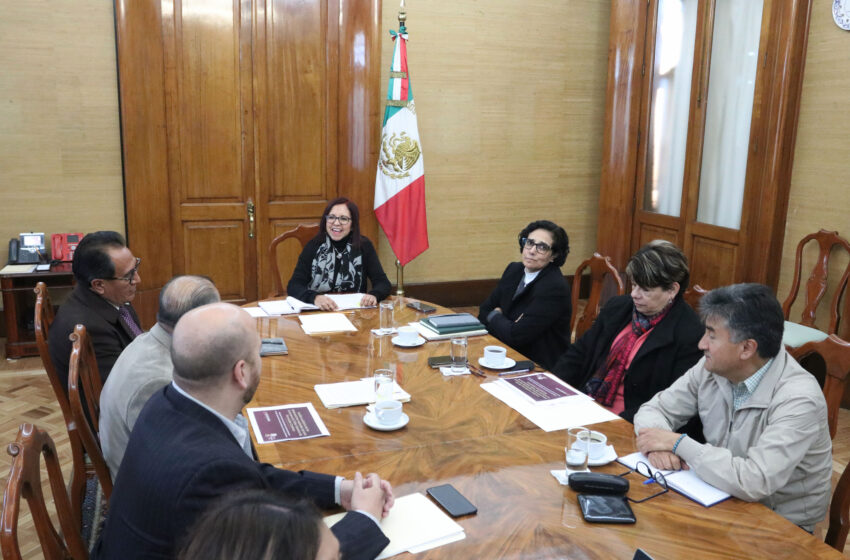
[427, 356, 452, 368]
[426, 484, 477, 517]
[407, 301, 437, 313]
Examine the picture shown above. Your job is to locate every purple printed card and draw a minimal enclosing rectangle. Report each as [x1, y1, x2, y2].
[501, 373, 577, 402]
[247, 403, 330, 444]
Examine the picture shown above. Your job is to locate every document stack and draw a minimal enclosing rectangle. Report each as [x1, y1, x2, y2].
[418, 313, 487, 338]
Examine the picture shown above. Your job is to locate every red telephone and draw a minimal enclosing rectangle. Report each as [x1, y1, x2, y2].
[51, 233, 84, 262]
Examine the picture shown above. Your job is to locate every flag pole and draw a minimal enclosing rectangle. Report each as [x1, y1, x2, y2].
[394, 0, 407, 298]
[396, 259, 405, 296]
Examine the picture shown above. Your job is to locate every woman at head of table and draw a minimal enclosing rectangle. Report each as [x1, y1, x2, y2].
[287, 197, 391, 311]
[551, 239, 704, 423]
[478, 220, 572, 371]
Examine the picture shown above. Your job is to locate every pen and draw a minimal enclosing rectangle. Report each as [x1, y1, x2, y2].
[643, 478, 655, 485]
[498, 368, 531, 376]
[467, 364, 487, 378]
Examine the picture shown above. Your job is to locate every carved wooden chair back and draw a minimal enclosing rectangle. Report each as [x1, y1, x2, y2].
[570, 253, 625, 341]
[682, 284, 709, 311]
[0, 423, 89, 560]
[67, 325, 113, 500]
[827, 455, 850, 551]
[268, 223, 320, 297]
[789, 334, 850, 440]
[34, 282, 89, 530]
[781, 229, 850, 335]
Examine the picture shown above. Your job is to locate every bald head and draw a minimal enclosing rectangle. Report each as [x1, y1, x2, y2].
[157, 275, 220, 329]
[171, 303, 259, 389]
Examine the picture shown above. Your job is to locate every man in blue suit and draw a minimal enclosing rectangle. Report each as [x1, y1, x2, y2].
[92, 303, 392, 559]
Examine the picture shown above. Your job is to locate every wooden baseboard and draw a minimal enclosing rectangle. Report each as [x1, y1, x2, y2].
[396, 273, 586, 309]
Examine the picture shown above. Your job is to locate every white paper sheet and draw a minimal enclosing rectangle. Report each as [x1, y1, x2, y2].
[617, 451, 730, 507]
[243, 306, 270, 318]
[257, 300, 296, 315]
[298, 313, 357, 334]
[324, 493, 465, 560]
[481, 380, 619, 431]
[314, 378, 411, 408]
[285, 296, 320, 312]
[327, 293, 373, 310]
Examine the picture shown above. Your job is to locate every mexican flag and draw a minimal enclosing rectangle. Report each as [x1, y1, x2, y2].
[374, 28, 428, 267]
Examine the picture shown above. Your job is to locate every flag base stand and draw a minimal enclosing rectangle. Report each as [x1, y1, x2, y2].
[395, 260, 405, 296]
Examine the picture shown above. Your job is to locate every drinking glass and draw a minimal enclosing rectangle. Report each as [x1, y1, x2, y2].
[373, 368, 395, 402]
[566, 426, 590, 473]
[450, 337, 468, 373]
[378, 302, 394, 335]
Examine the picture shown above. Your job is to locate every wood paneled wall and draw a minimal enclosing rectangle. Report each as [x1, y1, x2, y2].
[375, 1, 611, 284]
[0, 3, 124, 267]
[778, 1, 850, 331]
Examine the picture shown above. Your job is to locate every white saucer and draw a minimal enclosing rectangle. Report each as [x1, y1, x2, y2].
[569, 444, 617, 466]
[363, 411, 410, 431]
[391, 335, 426, 348]
[478, 357, 516, 370]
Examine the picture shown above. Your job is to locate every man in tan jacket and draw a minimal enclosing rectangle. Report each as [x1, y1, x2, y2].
[634, 283, 831, 532]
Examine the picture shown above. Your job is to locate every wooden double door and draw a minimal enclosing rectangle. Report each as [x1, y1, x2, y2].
[114, 0, 382, 325]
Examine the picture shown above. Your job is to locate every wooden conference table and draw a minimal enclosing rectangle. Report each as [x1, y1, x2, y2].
[245, 298, 842, 559]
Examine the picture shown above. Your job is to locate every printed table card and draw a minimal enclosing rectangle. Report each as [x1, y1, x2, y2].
[247, 403, 329, 444]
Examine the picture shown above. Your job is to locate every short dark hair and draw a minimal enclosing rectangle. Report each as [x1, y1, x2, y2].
[72, 231, 127, 287]
[517, 220, 570, 267]
[699, 283, 785, 359]
[626, 240, 690, 295]
[317, 197, 362, 249]
[178, 490, 322, 560]
[156, 276, 221, 329]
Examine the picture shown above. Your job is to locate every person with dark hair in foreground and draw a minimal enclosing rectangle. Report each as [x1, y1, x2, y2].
[552, 240, 703, 423]
[179, 490, 339, 560]
[100, 275, 221, 478]
[49, 230, 143, 393]
[287, 197, 391, 311]
[92, 303, 392, 559]
[634, 283, 832, 532]
[478, 220, 572, 370]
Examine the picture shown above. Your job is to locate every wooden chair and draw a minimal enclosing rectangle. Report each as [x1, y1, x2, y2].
[827, 454, 850, 551]
[0, 423, 89, 560]
[781, 229, 850, 335]
[268, 223, 320, 297]
[683, 284, 709, 310]
[67, 325, 113, 500]
[788, 334, 850, 440]
[33, 282, 89, 531]
[570, 253, 625, 340]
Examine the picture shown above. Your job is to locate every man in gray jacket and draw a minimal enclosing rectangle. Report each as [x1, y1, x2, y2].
[634, 283, 831, 532]
[99, 275, 220, 477]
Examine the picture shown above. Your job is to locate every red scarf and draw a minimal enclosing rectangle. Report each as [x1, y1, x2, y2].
[583, 301, 673, 406]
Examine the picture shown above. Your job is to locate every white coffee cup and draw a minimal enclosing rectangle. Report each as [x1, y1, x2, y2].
[576, 430, 608, 461]
[375, 400, 403, 425]
[483, 345, 507, 368]
[397, 325, 418, 344]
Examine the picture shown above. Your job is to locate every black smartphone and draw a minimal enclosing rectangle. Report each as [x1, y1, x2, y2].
[427, 356, 452, 368]
[426, 484, 477, 517]
[407, 300, 437, 313]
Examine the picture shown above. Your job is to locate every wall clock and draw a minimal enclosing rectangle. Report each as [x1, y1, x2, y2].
[835, 0, 850, 30]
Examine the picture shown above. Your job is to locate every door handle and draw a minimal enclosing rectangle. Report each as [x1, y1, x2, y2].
[247, 199, 255, 239]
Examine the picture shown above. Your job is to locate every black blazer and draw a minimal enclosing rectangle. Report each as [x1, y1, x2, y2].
[48, 285, 139, 395]
[479, 262, 571, 370]
[287, 235, 391, 303]
[551, 295, 703, 423]
[92, 385, 388, 560]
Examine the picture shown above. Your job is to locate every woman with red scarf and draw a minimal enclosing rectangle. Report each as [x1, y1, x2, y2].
[552, 240, 703, 423]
